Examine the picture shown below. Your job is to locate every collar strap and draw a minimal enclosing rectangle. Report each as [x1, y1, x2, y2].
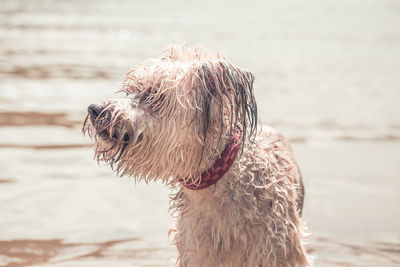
[179, 126, 243, 190]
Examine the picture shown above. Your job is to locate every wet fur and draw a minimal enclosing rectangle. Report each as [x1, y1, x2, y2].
[83, 44, 311, 266]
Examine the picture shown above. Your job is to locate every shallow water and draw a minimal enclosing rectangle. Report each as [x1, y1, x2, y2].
[1, 0, 399, 266]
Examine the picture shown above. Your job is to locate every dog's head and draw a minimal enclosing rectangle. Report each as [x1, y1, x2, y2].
[83, 44, 257, 184]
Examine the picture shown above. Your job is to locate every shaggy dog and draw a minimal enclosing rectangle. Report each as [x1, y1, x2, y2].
[83, 45, 311, 267]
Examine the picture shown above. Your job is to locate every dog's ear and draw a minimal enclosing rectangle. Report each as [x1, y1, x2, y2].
[194, 60, 258, 143]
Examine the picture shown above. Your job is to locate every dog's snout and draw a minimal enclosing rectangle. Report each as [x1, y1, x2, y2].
[88, 104, 104, 120]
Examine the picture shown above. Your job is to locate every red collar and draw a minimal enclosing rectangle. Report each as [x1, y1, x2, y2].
[179, 127, 243, 190]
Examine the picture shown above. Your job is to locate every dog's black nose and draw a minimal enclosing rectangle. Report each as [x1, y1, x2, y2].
[88, 104, 104, 120]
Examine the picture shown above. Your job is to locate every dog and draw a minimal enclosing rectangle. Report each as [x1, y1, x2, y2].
[83, 44, 311, 267]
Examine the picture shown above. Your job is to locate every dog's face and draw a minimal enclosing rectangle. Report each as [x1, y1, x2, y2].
[83, 45, 257, 184]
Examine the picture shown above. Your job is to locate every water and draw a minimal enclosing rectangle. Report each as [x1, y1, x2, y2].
[1, 0, 399, 266]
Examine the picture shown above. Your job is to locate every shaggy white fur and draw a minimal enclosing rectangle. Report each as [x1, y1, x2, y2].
[83, 44, 312, 267]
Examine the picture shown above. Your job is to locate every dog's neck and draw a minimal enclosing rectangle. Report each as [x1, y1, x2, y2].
[179, 127, 242, 190]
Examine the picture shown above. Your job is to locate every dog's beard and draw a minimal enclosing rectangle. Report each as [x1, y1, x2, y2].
[82, 106, 143, 171]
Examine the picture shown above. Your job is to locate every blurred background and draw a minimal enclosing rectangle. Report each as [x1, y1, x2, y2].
[0, 0, 399, 266]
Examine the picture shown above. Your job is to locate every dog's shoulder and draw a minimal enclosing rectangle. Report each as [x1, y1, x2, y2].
[256, 124, 291, 150]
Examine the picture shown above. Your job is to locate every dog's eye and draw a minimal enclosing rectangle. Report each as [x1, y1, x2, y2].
[140, 90, 156, 103]
[139, 90, 165, 110]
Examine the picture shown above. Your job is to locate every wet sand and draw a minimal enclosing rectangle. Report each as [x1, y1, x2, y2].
[1, 0, 400, 266]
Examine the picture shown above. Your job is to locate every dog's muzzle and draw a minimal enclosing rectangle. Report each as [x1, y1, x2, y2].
[87, 103, 129, 142]
[88, 104, 105, 123]
[87, 102, 145, 145]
